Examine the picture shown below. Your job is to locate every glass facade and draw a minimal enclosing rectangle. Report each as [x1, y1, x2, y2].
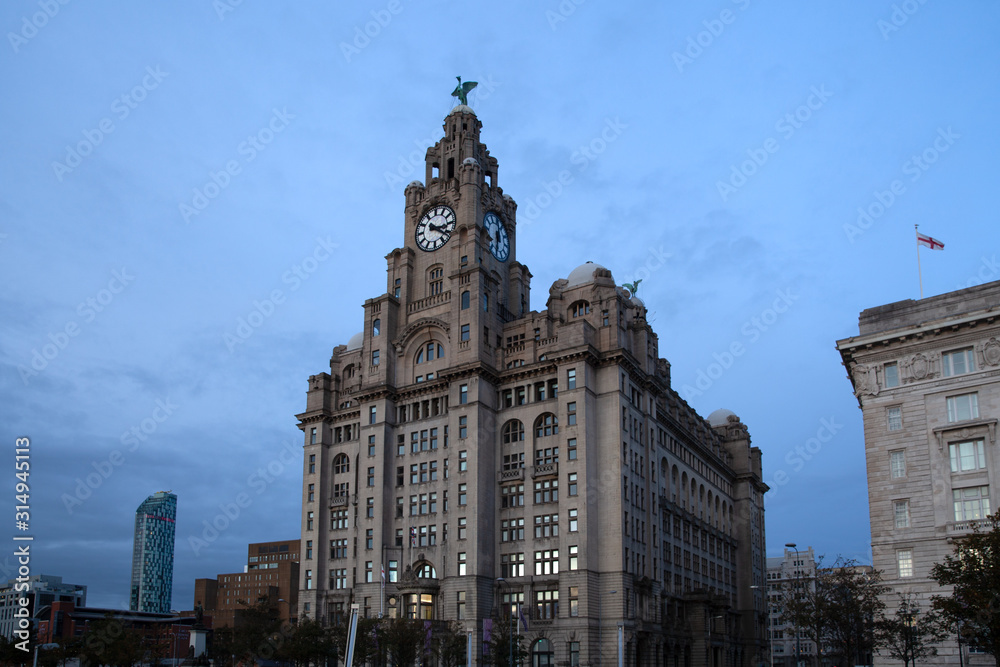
[129, 491, 177, 613]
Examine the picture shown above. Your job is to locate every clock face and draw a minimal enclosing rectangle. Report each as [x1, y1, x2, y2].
[484, 211, 509, 261]
[415, 206, 456, 251]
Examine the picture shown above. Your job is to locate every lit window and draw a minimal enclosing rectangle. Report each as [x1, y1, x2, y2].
[568, 545, 579, 571]
[890, 451, 906, 479]
[501, 552, 525, 577]
[887, 406, 902, 431]
[457, 552, 467, 576]
[893, 500, 910, 528]
[942, 348, 975, 377]
[534, 549, 559, 576]
[953, 486, 991, 521]
[884, 362, 898, 387]
[897, 549, 913, 578]
[947, 393, 979, 422]
[950, 440, 986, 473]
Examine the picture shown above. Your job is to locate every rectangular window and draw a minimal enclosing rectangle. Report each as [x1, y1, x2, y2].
[950, 440, 987, 473]
[367, 467, 375, 486]
[568, 508, 578, 532]
[942, 348, 975, 377]
[894, 500, 910, 528]
[458, 483, 467, 505]
[568, 544, 579, 571]
[308, 454, 316, 474]
[534, 479, 558, 504]
[366, 497, 374, 518]
[534, 513, 559, 538]
[502, 483, 524, 508]
[397, 434, 405, 456]
[306, 511, 314, 531]
[890, 451, 906, 479]
[568, 472, 578, 496]
[310, 427, 317, 444]
[897, 549, 913, 578]
[570, 642, 580, 667]
[534, 549, 559, 576]
[535, 589, 559, 619]
[369, 406, 377, 424]
[567, 368, 577, 390]
[332, 568, 348, 589]
[458, 517, 467, 540]
[366, 528, 373, 550]
[457, 591, 466, 620]
[371, 349, 380, 366]
[459, 416, 468, 439]
[501, 517, 525, 542]
[458, 552, 467, 576]
[307, 483, 315, 502]
[330, 538, 348, 559]
[884, 362, 899, 388]
[947, 393, 979, 422]
[459, 450, 468, 471]
[460, 324, 470, 341]
[305, 540, 313, 559]
[534, 448, 557, 466]
[567, 402, 577, 425]
[953, 486, 991, 521]
[569, 586, 579, 616]
[501, 552, 525, 578]
[365, 561, 373, 583]
[460, 384, 468, 404]
[887, 406, 902, 431]
[567, 438, 577, 460]
[389, 560, 398, 582]
[305, 569, 313, 589]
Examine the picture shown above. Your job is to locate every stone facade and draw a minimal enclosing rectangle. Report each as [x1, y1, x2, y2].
[765, 547, 818, 667]
[297, 105, 768, 667]
[836, 280, 1000, 666]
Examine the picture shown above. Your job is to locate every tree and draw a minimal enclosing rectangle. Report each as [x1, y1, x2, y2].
[279, 618, 334, 667]
[434, 621, 468, 667]
[782, 558, 888, 667]
[78, 615, 147, 667]
[379, 617, 426, 667]
[485, 614, 528, 667]
[876, 593, 947, 667]
[930, 511, 1000, 661]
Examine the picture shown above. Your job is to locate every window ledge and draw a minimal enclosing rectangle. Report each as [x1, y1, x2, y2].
[933, 418, 997, 450]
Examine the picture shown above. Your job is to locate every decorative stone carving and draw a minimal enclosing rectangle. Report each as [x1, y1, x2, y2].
[901, 353, 930, 383]
[852, 363, 879, 397]
[980, 337, 1000, 367]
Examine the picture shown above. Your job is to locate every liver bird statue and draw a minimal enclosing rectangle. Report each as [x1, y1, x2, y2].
[451, 76, 477, 106]
[622, 279, 642, 295]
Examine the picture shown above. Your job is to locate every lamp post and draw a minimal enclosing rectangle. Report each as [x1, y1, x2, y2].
[784, 543, 802, 667]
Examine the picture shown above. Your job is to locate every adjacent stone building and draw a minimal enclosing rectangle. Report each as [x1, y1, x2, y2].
[297, 104, 769, 667]
[765, 547, 818, 667]
[0, 574, 86, 641]
[194, 539, 300, 627]
[837, 280, 1000, 665]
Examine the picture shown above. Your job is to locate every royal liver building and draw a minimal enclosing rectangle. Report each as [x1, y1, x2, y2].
[297, 98, 768, 667]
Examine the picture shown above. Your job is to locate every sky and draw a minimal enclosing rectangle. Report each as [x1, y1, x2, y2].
[2, 2, 998, 611]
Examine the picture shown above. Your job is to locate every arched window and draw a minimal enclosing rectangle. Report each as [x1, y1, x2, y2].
[415, 341, 445, 365]
[461, 290, 470, 309]
[415, 561, 437, 579]
[570, 301, 591, 318]
[502, 420, 525, 444]
[534, 413, 559, 438]
[344, 364, 355, 379]
[372, 319, 381, 336]
[333, 454, 350, 474]
[428, 266, 444, 296]
[532, 638, 554, 667]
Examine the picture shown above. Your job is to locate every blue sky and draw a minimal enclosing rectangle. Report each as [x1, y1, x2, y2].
[2, 2, 998, 609]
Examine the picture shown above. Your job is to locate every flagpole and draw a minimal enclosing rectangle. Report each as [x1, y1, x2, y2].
[915, 224, 924, 299]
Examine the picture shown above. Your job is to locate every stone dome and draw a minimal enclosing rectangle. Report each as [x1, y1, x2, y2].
[566, 261, 607, 287]
[406, 180, 424, 189]
[707, 408, 737, 427]
[346, 331, 364, 351]
[462, 157, 478, 166]
[450, 104, 475, 115]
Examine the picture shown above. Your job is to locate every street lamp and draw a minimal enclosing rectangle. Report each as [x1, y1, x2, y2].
[598, 590, 617, 667]
[784, 543, 803, 667]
